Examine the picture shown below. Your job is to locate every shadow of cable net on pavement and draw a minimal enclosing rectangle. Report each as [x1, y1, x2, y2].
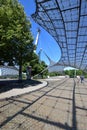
[0, 78, 87, 130]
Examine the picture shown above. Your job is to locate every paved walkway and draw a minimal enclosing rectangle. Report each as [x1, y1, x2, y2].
[0, 76, 64, 99]
[0, 80, 47, 99]
[0, 78, 87, 130]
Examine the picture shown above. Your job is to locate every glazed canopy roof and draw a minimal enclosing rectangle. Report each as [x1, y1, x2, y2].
[32, 0, 87, 72]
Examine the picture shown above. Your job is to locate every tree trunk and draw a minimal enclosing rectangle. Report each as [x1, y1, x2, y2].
[19, 64, 22, 80]
[19, 52, 22, 81]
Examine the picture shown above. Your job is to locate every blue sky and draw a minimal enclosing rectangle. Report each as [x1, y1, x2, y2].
[18, 0, 61, 65]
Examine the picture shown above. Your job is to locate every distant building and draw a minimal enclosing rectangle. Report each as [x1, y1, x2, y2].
[0, 66, 19, 76]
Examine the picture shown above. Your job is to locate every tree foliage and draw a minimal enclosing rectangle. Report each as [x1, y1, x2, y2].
[22, 52, 48, 78]
[0, 0, 34, 79]
[64, 69, 87, 78]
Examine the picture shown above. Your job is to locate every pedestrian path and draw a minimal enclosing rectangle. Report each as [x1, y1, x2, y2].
[0, 77, 64, 99]
[0, 80, 47, 99]
[0, 78, 87, 130]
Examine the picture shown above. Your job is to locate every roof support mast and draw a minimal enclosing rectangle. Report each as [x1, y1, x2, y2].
[35, 28, 40, 46]
[34, 28, 41, 53]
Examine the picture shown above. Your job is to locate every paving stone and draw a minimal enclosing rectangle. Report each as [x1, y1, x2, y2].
[0, 78, 87, 130]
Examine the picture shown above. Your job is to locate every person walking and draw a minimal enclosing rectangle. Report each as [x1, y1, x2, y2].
[80, 75, 84, 83]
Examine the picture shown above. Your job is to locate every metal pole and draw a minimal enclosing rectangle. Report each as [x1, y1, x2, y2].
[34, 28, 40, 46]
[74, 69, 76, 78]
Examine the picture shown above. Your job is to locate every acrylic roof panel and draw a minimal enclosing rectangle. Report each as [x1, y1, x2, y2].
[32, 0, 87, 71]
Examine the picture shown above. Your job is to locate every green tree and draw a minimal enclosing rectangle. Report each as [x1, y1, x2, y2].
[22, 52, 48, 78]
[0, 0, 34, 80]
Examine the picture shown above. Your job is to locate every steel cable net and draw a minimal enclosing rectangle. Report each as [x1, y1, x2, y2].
[32, 0, 87, 72]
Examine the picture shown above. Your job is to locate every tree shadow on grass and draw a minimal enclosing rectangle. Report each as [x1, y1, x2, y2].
[0, 79, 42, 93]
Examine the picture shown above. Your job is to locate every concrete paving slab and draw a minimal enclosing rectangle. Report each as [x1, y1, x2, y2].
[0, 78, 87, 130]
